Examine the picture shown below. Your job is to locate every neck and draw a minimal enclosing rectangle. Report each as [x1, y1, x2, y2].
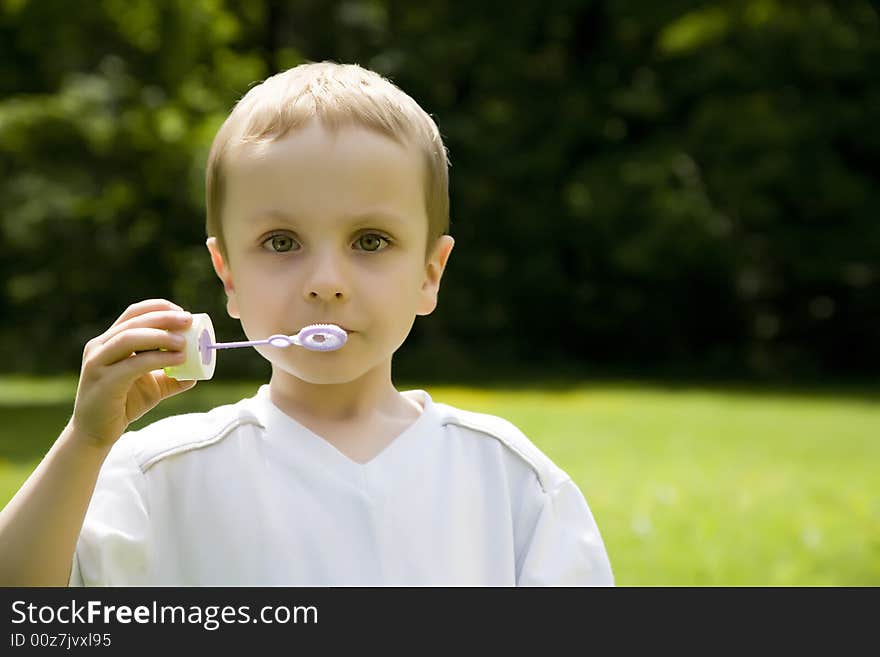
[268, 358, 411, 424]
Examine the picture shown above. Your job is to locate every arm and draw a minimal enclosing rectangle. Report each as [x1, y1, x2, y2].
[516, 478, 615, 586]
[0, 425, 112, 586]
[0, 299, 195, 586]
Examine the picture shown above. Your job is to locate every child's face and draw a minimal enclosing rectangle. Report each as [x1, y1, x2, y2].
[207, 120, 453, 385]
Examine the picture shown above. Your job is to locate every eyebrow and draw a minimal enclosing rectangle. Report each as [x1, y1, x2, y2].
[253, 209, 409, 229]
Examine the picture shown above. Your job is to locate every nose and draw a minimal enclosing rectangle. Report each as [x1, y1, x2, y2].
[303, 249, 349, 302]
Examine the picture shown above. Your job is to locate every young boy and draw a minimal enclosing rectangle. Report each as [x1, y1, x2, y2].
[0, 62, 613, 586]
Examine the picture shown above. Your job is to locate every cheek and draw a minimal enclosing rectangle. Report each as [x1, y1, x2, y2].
[368, 262, 422, 301]
[234, 271, 287, 317]
[235, 272, 268, 303]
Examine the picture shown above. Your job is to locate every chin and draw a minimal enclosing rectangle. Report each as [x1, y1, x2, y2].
[273, 360, 364, 385]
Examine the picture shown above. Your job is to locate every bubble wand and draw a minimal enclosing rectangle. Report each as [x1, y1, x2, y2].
[164, 314, 348, 381]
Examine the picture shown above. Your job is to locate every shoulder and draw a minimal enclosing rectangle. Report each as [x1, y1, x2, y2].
[115, 395, 264, 474]
[429, 400, 570, 493]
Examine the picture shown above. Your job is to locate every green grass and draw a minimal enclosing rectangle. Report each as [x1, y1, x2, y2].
[1, 375, 877, 586]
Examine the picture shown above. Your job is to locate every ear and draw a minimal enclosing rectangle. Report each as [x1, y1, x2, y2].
[206, 237, 240, 319]
[416, 235, 455, 317]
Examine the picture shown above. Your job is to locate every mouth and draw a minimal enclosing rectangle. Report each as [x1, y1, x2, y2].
[295, 324, 354, 334]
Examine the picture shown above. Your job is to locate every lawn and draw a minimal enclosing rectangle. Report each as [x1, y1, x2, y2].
[1, 375, 877, 585]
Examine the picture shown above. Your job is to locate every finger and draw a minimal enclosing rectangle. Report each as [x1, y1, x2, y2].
[95, 328, 187, 367]
[124, 372, 198, 425]
[98, 348, 188, 389]
[152, 372, 198, 401]
[99, 309, 192, 345]
[109, 299, 184, 329]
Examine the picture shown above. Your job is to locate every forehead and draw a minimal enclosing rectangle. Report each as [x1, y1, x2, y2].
[222, 121, 427, 232]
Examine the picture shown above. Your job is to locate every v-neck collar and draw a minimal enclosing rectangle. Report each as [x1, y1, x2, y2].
[252, 384, 436, 476]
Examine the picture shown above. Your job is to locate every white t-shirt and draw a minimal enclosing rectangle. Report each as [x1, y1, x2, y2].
[69, 386, 614, 586]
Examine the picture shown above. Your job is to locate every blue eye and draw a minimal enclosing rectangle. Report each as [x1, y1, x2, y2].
[356, 234, 390, 252]
[263, 234, 297, 252]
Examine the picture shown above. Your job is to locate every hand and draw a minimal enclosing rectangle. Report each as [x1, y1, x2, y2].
[68, 299, 197, 450]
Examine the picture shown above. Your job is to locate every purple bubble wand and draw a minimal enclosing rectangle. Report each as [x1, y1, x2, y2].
[195, 324, 348, 366]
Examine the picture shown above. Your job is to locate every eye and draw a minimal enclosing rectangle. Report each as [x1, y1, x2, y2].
[355, 233, 391, 252]
[262, 234, 298, 253]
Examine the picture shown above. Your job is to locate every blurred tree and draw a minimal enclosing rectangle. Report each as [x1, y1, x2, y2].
[0, 0, 877, 381]
[0, 0, 270, 374]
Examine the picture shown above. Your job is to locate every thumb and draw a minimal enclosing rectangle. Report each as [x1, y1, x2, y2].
[154, 373, 198, 401]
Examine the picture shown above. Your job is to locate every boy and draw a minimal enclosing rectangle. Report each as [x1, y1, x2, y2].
[0, 62, 613, 586]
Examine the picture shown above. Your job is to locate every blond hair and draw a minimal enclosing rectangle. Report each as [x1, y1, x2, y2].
[205, 61, 450, 259]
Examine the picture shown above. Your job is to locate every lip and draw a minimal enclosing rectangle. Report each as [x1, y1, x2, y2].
[294, 325, 355, 334]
